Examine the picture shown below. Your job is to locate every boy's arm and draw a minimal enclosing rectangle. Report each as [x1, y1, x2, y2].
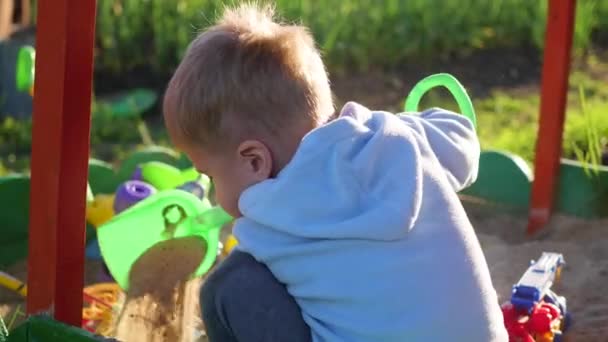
[397, 108, 480, 192]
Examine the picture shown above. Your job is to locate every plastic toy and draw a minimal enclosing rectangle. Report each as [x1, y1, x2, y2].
[112, 163, 211, 213]
[86, 194, 115, 228]
[113, 180, 157, 214]
[501, 252, 570, 342]
[12, 44, 157, 121]
[87, 162, 215, 282]
[97, 190, 233, 290]
[87, 163, 215, 284]
[0, 271, 27, 297]
[510, 252, 565, 312]
[502, 301, 565, 342]
[132, 162, 207, 191]
[86, 162, 212, 228]
[222, 234, 239, 256]
[81, 283, 122, 335]
[404, 73, 477, 128]
[15, 46, 35, 96]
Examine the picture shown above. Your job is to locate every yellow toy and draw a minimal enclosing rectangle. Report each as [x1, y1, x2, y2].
[0, 271, 27, 297]
[222, 234, 238, 256]
[86, 194, 115, 228]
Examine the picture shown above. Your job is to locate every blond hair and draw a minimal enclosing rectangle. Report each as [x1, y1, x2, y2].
[164, 3, 334, 149]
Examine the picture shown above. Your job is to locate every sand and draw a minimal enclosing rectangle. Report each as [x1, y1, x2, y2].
[464, 201, 608, 341]
[0, 238, 210, 342]
[2, 203, 608, 341]
[112, 236, 207, 342]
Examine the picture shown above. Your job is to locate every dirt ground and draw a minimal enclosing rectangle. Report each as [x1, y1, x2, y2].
[464, 201, 608, 342]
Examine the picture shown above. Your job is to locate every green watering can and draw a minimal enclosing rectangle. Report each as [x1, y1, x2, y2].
[97, 189, 233, 290]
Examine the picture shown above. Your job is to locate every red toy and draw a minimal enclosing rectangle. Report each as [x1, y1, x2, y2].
[502, 301, 564, 342]
[501, 252, 570, 342]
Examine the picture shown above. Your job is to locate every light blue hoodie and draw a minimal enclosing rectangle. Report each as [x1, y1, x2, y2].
[233, 102, 508, 342]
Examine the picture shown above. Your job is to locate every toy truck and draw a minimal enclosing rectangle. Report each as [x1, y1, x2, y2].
[501, 252, 571, 342]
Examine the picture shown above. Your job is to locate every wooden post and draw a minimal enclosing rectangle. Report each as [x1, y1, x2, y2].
[27, 0, 97, 327]
[527, 0, 576, 236]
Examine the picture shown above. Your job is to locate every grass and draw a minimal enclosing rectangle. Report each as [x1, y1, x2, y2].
[480, 89, 608, 165]
[89, 0, 608, 76]
[571, 85, 604, 176]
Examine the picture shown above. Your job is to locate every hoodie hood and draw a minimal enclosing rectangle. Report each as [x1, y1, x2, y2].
[237, 102, 423, 241]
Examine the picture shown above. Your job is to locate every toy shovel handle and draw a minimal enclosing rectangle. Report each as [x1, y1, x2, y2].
[191, 206, 233, 278]
[404, 73, 477, 128]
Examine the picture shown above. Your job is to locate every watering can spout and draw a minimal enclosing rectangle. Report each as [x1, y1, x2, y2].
[192, 206, 234, 234]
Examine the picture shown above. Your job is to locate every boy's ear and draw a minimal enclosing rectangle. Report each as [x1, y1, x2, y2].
[237, 140, 273, 181]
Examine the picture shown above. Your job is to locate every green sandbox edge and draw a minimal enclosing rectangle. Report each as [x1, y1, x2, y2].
[6, 315, 116, 341]
[462, 150, 608, 218]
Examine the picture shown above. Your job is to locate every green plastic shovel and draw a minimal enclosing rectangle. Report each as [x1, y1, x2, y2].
[97, 189, 233, 290]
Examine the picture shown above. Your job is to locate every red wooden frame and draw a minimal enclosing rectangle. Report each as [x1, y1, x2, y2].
[27, 0, 97, 326]
[528, 0, 576, 236]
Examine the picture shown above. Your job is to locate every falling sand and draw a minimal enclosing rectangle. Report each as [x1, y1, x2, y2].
[112, 237, 206, 342]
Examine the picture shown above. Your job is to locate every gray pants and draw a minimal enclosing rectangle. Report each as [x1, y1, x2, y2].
[200, 250, 312, 342]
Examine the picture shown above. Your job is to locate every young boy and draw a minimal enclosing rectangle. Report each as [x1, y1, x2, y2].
[163, 3, 508, 342]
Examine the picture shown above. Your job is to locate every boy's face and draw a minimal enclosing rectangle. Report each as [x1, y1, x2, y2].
[165, 116, 274, 218]
[180, 144, 253, 218]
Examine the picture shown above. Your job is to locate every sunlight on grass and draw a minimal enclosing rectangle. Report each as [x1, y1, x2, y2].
[89, 0, 608, 74]
[478, 87, 608, 164]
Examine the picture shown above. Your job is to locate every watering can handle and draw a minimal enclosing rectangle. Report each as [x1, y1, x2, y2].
[404, 73, 477, 128]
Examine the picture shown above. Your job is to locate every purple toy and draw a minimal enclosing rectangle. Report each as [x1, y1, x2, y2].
[113, 180, 156, 214]
[97, 179, 155, 283]
[130, 166, 143, 181]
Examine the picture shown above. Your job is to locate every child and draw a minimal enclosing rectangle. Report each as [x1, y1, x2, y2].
[163, 3, 508, 342]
